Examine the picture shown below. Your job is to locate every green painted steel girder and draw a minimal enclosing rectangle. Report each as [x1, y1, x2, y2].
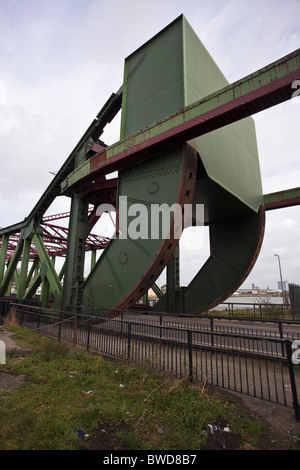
[264, 187, 300, 210]
[82, 143, 197, 314]
[151, 283, 164, 300]
[32, 231, 62, 301]
[77, 15, 266, 314]
[23, 260, 41, 300]
[60, 192, 91, 310]
[0, 234, 9, 285]
[18, 238, 31, 299]
[0, 237, 24, 297]
[25, 261, 37, 290]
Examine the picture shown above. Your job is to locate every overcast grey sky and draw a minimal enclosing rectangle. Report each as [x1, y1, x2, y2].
[0, 0, 299, 291]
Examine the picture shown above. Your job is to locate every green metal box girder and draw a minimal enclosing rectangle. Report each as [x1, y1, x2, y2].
[81, 15, 265, 314]
[120, 15, 263, 213]
[120, 15, 264, 313]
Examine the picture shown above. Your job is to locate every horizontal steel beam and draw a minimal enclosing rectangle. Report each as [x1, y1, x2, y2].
[264, 187, 300, 210]
[61, 48, 300, 192]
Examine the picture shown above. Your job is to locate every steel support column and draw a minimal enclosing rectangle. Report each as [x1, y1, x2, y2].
[0, 238, 24, 297]
[32, 231, 62, 303]
[91, 250, 96, 271]
[24, 260, 41, 300]
[18, 237, 31, 299]
[166, 245, 180, 313]
[0, 234, 9, 284]
[60, 192, 91, 310]
[25, 261, 37, 291]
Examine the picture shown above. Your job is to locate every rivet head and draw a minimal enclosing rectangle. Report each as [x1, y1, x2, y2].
[147, 181, 159, 194]
[118, 251, 128, 265]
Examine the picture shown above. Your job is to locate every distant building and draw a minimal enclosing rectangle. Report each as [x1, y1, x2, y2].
[277, 281, 288, 291]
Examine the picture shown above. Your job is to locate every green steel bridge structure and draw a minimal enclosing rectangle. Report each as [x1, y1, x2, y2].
[0, 15, 299, 317]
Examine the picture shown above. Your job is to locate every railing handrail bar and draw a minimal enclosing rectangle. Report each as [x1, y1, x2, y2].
[9, 302, 300, 326]
[12, 303, 293, 346]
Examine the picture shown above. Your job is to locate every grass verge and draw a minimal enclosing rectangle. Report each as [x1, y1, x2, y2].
[0, 325, 276, 450]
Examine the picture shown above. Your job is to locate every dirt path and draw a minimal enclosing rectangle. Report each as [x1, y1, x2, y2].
[222, 388, 300, 449]
[0, 330, 32, 391]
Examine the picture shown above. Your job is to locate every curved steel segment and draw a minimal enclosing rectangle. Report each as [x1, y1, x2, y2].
[181, 206, 265, 313]
[82, 143, 197, 315]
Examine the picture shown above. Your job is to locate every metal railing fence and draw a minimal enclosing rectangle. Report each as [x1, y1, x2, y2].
[121, 311, 300, 342]
[221, 301, 300, 320]
[4, 302, 300, 421]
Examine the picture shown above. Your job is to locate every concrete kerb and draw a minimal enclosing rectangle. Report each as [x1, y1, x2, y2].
[0, 329, 32, 359]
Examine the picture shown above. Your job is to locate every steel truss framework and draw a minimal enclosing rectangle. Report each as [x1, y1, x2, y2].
[3, 211, 110, 262]
[0, 15, 299, 315]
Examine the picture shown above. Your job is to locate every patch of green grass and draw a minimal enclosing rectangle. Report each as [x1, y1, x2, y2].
[0, 326, 266, 450]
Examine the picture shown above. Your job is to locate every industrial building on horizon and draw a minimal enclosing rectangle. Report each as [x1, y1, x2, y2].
[234, 282, 289, 296]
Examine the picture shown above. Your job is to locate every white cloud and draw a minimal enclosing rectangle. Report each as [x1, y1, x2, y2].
[0, 81, 6, 106]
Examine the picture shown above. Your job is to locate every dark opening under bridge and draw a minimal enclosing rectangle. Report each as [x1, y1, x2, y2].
[0, 15, 300, 317]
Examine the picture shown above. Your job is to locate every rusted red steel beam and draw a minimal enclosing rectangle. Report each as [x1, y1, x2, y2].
[1, 222, 110, 262]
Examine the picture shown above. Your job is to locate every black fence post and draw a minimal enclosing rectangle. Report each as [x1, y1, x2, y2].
[187, 330, 193, 382]
[127, 322, 131, 361]
[210, 317, 214, 347]
[278, 321, 285, 357]
[285, 340, 300, 422]
[19, 305, 24, 327]
[159, 312, 163, 339]
[86, 316, 91, 351]
[58, 311, 63, 342]
[120, 311, 124, 343]
[37, 307, 41, 332]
